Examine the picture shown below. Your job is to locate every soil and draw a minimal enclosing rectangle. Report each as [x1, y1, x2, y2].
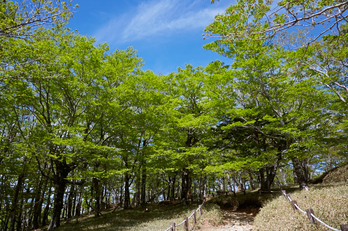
[197, 207, 259, 230]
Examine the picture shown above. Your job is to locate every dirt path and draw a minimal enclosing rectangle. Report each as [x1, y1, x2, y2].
[197, 207, 258, 230]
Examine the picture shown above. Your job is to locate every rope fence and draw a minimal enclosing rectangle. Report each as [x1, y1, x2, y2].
[280, 189, 348, 231]
[164, 199, 206, 231]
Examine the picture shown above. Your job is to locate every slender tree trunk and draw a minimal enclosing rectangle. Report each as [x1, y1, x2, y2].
[181, 168, 189, 205]
[42, 184, 52, 226]
[119, 181, 124, 208]
[141, 163, 146, 206]
[61, 192, 67, 220]
[47, 180, 67, 230]
[202, 175, 207, 198]
[9, 156, 27, 231]
[16, 188, 24, 231]
[259, 166, 277, 191]
[92, 177, 100, 217]
[167, 176, 171, 201]
[248, 171, 255, 190]
[279, 168, 287, 185]
[67, 184, 75, 219]
[72, 187, 77, 217]
[292, 157, 308, 189]
[170, 175, 176, 200]
[135, 172, 140, 206]
[75, 189, 83, 217]
[124, 173, 130, 209]
[32, 176, 47, 229]
[47, 168, 69, 231]
[219, 177, 225, 191]
[27, 185, 35, 230]
[176, 178, 180, 199]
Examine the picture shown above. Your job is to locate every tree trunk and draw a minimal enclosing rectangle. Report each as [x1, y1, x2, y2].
[170, 175, 176, 200]
[292, 157, 308, 189]
[47, 165, 69, 231]
[9, 156, 27, 231]
[279, 168, 288, 185]
[124, 173, 130, 209]
[219, 177, 225, 191]
[32, 176, 47, 229]
[135, 173, 140, 206]
[248, 171, 256, 190]
[259, 166, 276, 192]
[92, 177, 100, 217]
[202, 175, 207, 198]
[67, 184, 75, 219]
[47, 179, 67, 230]
[42, 184, 52, 226]
[141, 162, 146, 206]
[75, 188, 83, 217]
[181, 168, 191, 205]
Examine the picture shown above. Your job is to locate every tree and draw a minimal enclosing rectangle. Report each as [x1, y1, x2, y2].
[208, 0, 348, 44]
[0, 0, 75, 39]
[204, 33, 333, 188]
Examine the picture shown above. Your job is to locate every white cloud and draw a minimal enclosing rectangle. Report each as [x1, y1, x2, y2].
[93, 0, 228, 44]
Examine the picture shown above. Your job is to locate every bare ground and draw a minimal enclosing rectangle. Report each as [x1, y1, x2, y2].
[197, 207, 259, 231]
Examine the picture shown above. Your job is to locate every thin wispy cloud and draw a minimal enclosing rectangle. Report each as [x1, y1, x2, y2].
[93, 0, 228, 44]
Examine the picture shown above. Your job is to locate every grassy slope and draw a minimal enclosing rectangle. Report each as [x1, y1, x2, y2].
[254, 183, 348, 231]
[55, 202, 222, 231]
[323, 163, 348, 183]
[254, 163, 348, 231]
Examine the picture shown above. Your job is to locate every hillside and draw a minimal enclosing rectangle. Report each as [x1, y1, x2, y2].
[254, 182, 348, 231]
[53, 191, 270, 230]
[45, 181, 348, 231]
[323, 164, 348, 183]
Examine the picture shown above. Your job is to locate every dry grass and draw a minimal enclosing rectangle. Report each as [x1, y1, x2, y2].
[55, 202, 222, 231]
[196, 203, 224, 228]
[323, 164, 348, 183]
[254, 182, 348, 231]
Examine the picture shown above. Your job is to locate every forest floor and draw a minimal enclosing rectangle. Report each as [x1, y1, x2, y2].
[53, 164, 348, 231]
[197, 207, 258, 230]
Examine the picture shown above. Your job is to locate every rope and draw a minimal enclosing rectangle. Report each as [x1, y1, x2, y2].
[311, 213, 340, 231]
[283, 190, 341, 231]
[294, 203, 306, 214]
[176, 220, 185, 227]
[163, 199, 205, 230]
[260, 190, 282, 193]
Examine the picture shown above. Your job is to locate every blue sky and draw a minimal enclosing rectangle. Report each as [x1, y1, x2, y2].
[67, 0, 233, 74]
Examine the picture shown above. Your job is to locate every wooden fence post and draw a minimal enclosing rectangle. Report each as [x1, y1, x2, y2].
[290, 200, 298, 212]
[199, 205, 202, 216]
[306, 208, 316, 224]
[340, 224, 348, 231]
[281, 190, 286, 197]
[171, 222, 175, 231]
[192, 210, 196, 224]
[184, 217, 189, 231]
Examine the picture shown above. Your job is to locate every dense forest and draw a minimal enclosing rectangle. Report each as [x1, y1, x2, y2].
[0, 0, 347, 230]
